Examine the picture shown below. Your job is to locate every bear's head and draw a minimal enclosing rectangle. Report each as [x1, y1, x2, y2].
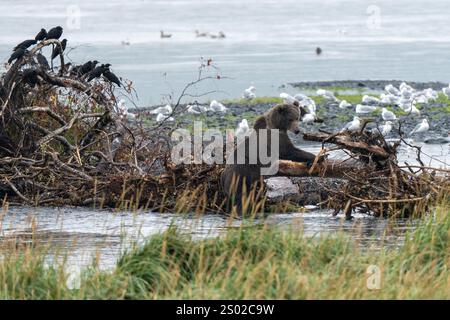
[266, 104, 301, 134]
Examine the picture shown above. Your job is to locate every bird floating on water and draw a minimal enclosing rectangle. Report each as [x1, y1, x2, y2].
[160, 30, 172, 39]
[195, 30, 208, 38]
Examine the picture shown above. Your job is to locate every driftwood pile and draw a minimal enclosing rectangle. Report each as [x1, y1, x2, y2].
[0, 37, 447, 216]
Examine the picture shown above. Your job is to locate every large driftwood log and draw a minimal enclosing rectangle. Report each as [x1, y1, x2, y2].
[276, 159, 366, 178]
[303, 131, 392, 160]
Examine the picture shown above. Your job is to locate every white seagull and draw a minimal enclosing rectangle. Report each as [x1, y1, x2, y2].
[186, 104, 208, 114]
[356, 104, 377, 114]
[280, 92, 297, 105]
[156, 113, 174, 122]
[317, 89, 339, 102]
[294, 93, 309, 102]
[302, 113, 316, 124]
[342, 116, 361, 132]
[236, 119, 250, 141]
[410, 119, 429, 135]
[243, 86, 256, 100]
[381, 107, 396, 121]
[404, 104, 421, 116]
[442, 86, 450, 98]
[379, 121, 392, 136]
[362, 95, 380, 105]
[338, 100, 352, 109]
[150, 104, 172, 115]
[209, 100, 227, 112]
[385, 84, 400, 96]
[301, 97, 317, 114]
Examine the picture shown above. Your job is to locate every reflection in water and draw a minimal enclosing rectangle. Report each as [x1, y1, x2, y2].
[0, 206, 416, 270]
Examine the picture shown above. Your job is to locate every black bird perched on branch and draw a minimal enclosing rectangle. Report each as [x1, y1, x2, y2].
[87, 63, 111, 81]
[8, 48, 26, 64]
[103, 69, 121, 87]
[22, 69, 39, 87]
[51, 39, 67, 60]
[45, 26, 63, 40]
[78, 60, 99, 76]
[35, 28, 47, 41]
[36, 53, 50, 70]
[13, 39, 37, 51]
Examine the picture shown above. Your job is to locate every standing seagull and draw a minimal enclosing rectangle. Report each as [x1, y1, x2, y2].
[45, 26, 63, 40]
[35, 28, 47, 41]
[342, 116, 361, 132]
[378, 121, 393, 136]
[410, 119, 429, 135]
[381, 108, 396, 121]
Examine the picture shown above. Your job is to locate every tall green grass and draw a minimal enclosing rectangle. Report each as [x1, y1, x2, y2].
[0, 198, 448, 299]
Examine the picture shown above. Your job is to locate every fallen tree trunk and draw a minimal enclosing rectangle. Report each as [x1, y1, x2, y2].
[276, 158, 366, 178]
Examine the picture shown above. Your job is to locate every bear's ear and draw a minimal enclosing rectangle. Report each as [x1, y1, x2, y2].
[277, 105, 288, 113]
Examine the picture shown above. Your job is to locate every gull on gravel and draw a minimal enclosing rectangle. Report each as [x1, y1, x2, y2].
[338, 100, 352, 109]
[280, 92, 297, 105]
[156, 113, 174, 122]
[378, 121, 393, 136]
[381, 107, 396, 121]
[410, 119, 429, 135]
[300, 97, 317, 114]
[342, 116, 361, 132]
[209, 100, 227, 112]
[317, 89, 339, 102]
[302, 113, 316, 124]
[356, 104, 377, 114]
[362, 95, 380, 105]
[186, 104, 208, 114]
[385, 84, 400, 96]
[404, 104, 421, 116]
[236, 119, 250, 141]
[150, 104, 172, 115]
[442, 86, 450, 97]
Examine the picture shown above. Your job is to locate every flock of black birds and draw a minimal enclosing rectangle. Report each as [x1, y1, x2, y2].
[6, 26, 121, 87]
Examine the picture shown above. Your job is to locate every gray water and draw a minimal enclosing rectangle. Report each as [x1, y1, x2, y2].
[2, 0, 450, 105]
[0, 142, 447, 270]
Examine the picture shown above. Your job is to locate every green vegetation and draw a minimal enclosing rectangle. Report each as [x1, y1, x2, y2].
[0, 196, 448, 299]
[222, 96, 282, 106]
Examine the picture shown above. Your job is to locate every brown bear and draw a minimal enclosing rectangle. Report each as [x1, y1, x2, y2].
[220, 103, 319, 215]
